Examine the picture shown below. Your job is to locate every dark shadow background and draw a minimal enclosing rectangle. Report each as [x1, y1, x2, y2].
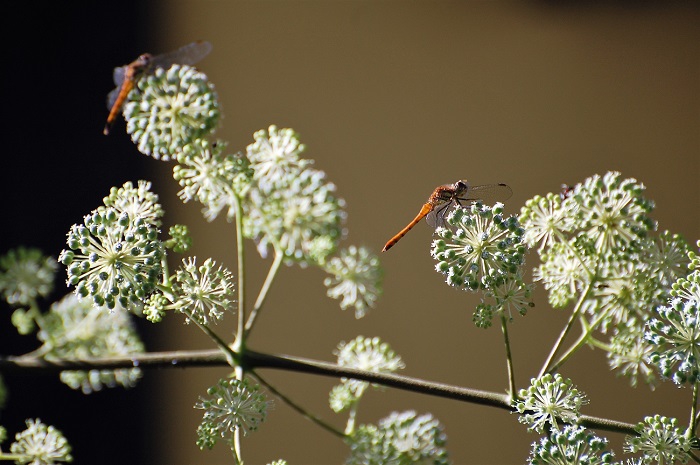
[0, 2, 156, 464]
[1, 2, 698, 465]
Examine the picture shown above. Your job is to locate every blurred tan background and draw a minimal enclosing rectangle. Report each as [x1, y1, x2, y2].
[145, 2, 699, 464]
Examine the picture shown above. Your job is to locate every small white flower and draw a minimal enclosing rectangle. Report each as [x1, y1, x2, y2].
[324, 246, 382, 318]
[520, 192, 576, 252]
[173, 257, 235, 325]
[346, 411, 450, 465]
[10, 419, 72, 465]
[515, 373, 587, 433]
[0, 248, 57, 306]
[195, 378, 269, 450]
[624, 415, 691, 464]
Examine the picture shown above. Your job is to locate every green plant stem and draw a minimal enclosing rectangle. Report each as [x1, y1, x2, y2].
[182, 309, 238, 368]
[691, 451, 700, 465]
[244, 250, 284, 336]
[233, 194, 246, 353]
[233, 363, 244, 465]
[251, 370, 345, 438]
[500, 314, 516, 404]
[691, 382, 699, 437]
[538, 280, 594, 377]
[547, 311, 609, 374]
[345, 403, 358, 436]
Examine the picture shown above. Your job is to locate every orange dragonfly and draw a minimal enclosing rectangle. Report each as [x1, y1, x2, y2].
[104, 40, 212, 135]
[382, 180, 512, 252]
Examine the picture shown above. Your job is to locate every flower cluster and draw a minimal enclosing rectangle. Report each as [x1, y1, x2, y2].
[323, 246, 383, 318]
[514, 373, 587, 433]
[0, 248, 57, 307]
[646, 297, 700, 384]
[124, 64, 220, 160]
[163, 224, 192, 253]
[432, 202, 525, 291]
[59, 207, 163, 311]
[113, 53, 377, 313]
[624, 415, 691, 464]
[173, 139, 253, 221]
[10, 419, 72, 465]
[431, 201, 531, 327]
[346, 411, 450, 465]
[520, 172, 691, 385]
[172, 257, 235, 325]
[35, 293, 144, 393]
[329, 336, 404, 413]
[241, 127, 347, 265]
[527, 425, 613, 465]
[195, 378, 269, 450]
[606, 324, 657, 388]
[102, 180, 164, 228]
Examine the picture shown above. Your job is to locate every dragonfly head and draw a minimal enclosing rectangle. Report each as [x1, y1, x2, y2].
[454, 180, 469, 196]
[133, 53, 154, 70]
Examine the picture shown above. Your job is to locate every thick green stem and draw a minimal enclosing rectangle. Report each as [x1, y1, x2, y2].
[0, 348, 641, 436]
[233, 194, 246, 353]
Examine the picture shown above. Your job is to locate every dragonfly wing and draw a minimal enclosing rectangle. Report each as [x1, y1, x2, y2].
[106, 86, 120, 109]
[112, 66, 126, 86]
[462, 183, 513, 204]
[425, 201, 455, 229]
[150, 40, 212, 69]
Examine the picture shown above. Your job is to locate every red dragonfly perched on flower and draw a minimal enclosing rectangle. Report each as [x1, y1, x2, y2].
[382, 180, 512, 252]
[104, 40, 212, 135]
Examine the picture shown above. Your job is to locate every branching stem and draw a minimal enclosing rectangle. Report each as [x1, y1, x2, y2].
[0, 348, 638, 436]
[251, 370, 345, 438]
[244, 250, 284, 336]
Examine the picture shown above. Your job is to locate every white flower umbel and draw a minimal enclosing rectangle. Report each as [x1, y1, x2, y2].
[0, 248, 57, 306]
[574, 172, 655, 255]
[59, 208, 163, 311]
[323, 246, 383, 318]
[527, 425, 612, 465]
[173, 257, 235, 325]
[195, 378, 269, 450]
[38, 293, 144, 393]
[10, 419, 72, 465]
[101, 180, 164, 228]
[520, 192, 576, 252]
[124, 64, 219, 160]
[346, 411, 450, 465]
[174, 139, 253, 221]
[330, 336, 404, 411]
[624, 415, 691, 464]
[646, 298, 700, 384]
[432, 202, 525, 291]
[515, 373, 587, 433]
[246, 125, 311, 194]
[607, 323, 657, 388]
[243, 167, 346, 265]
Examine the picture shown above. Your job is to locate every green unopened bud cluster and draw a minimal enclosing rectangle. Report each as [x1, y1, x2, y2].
[125, 64, 220, 160]
[59, 208, 163, 310]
